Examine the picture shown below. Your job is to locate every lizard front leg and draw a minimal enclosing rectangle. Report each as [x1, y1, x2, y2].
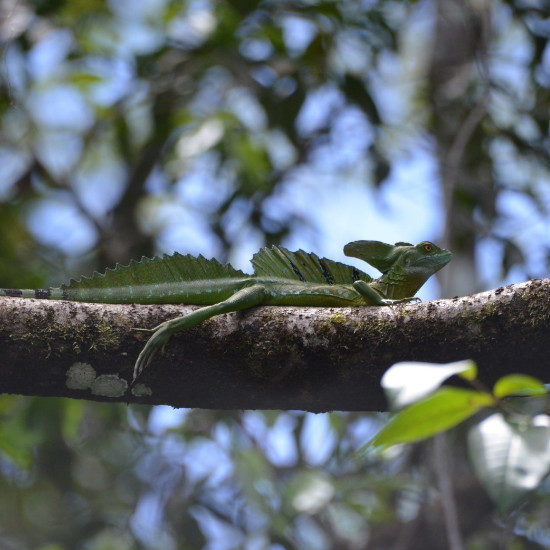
[133, 284, 268, 383]
[352, 280, 421, 306]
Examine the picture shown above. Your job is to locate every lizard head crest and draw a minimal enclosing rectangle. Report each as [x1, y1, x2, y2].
[343, 240, 452, 281]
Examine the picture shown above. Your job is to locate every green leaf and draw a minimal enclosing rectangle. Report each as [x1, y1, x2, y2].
[493, 375, 547, 399]
[468, 413, 550, 514]
[363, 388, 494, 451]
[0, 417, 42, 470]
[61, 400, 84, 442]
[68, 72, 103, 90]
[381, 360, 478, 409]
[0, 427, 35, 469]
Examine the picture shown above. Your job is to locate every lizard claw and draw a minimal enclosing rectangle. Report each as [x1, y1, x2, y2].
[132, 326, 172, 384]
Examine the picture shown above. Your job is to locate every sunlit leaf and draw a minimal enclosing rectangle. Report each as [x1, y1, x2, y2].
[285, 470, 334, 514]
[363, 388, 493, 451]
[468, 413, 550, 514]
[382, 360, 478, 409]
[493, 375, 547, 399]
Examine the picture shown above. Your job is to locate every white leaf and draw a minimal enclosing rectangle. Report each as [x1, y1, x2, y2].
[381, 360, 477, 409]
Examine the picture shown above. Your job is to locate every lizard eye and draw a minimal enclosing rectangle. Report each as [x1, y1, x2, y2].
[424, 244, 433, 252]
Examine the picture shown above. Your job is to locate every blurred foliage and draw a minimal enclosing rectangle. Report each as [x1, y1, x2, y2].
[368, 360, 550, 516]
[0, 0, 550, 548]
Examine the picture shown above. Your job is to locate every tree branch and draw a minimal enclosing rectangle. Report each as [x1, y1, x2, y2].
[0, 279, 548, 411]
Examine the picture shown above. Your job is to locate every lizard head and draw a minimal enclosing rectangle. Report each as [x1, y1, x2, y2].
[402, 241, 453, 277]
[344, 240, 452, 294]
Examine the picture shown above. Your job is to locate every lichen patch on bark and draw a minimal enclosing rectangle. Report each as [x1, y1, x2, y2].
[66, 362, 96, 390]
[91, 374, 128, 397]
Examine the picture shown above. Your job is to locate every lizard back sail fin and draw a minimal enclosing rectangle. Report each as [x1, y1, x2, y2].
[63, 253, 247, 290]
[252, 246, 372, 285]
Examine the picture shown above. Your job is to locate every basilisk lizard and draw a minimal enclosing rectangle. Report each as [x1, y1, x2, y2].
[0, 240, 451, 383]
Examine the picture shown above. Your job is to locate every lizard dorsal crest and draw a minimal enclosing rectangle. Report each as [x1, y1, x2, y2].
[252, 246, 372, 284]
[63, 253, 247, 290]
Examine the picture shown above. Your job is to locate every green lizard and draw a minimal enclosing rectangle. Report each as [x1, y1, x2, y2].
[0, 240, 451, 384]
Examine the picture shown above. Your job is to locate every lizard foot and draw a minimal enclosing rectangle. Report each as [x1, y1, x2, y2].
[132, 325, 172, 384]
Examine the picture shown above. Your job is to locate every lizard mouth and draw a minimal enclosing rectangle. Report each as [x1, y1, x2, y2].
[441, 250, 453, 262]
[436, 250, 453, 268]
[416, 250, 452, 267]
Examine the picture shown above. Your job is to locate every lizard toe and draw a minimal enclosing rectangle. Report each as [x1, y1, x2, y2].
[133, 328, 172, 383]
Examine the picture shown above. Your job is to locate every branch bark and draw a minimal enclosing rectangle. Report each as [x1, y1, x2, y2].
[0, 279, 548, 411]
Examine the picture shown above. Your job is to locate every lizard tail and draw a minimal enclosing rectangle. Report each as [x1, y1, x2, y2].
[0, 288, 64, 299]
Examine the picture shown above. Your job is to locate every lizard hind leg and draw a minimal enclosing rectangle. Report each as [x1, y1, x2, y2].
[132, 284, 268, 384]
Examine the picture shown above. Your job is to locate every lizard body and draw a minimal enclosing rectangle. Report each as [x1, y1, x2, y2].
[0, 240, 451, 383]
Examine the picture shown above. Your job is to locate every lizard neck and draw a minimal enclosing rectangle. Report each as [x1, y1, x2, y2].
[374, 273, 428, 300]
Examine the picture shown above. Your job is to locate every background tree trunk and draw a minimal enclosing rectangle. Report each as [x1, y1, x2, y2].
[429, 0, 494, 298]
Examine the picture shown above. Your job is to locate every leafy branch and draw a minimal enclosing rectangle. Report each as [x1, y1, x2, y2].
[361, 360, 550, 514]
